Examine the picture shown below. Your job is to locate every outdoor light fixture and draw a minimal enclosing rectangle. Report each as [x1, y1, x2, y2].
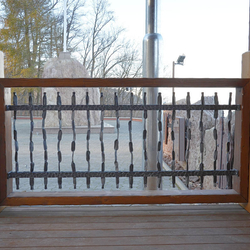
[172, 54, 186, 93]
[173, 54, 186, 78]
[176, 55, 186, 65]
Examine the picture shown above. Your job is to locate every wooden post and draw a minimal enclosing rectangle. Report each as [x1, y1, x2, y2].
[234, 88, 242, 193]
[0, 51, 12, 205]
[0, 87, 12, 204]
[0, 85, 6, 204]
[240, 82, 250, 212]
[5, 87, 12, 196]
[241, 51, 250, 212]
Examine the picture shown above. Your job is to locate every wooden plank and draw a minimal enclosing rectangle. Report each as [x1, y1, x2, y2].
[0, 205, 250, 249]
[0, 245, 248, 250]
[0, 235, 250, 247]
[1, 219, 250, 231]
[1, 190, 246, 206]
[1, 214, 250, 224]
[0, 78, 248, 88]
[240, 81, 250, 209]
[1, 227, 250, 238]
[0, 204, 247, 217]
[1, 209, 247, 218]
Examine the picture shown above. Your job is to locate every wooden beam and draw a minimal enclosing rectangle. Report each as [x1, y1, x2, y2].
[240, 82, 250, 210]
[0, 78, 248, 88]
[241, 81, 250, 213]
[5, 87, 12, 196]
[234, 88, 242, 193]
[1, 190, 246, 206]
[0, 85, 7, 203]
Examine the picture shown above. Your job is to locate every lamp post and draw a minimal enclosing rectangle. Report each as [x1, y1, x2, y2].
[172, 55, 185, 93]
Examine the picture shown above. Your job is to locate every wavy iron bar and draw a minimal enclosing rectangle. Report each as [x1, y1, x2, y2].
[185, 92, 191, 188]
[42, 93, 48, 189]
[100, 93, 105, 189]
[213, 93, 219, 187]
[114, 92, 120, 188]
[157, 93, 162, 188]
[128, 92, 134, 188]
[29, 93, 35, 190]
[13, 92, 19, 190]
[199, 93, 205, 189]
[71, 92, 77, 189]
[86, 92, 91, 189]
[57, 92, 63, 189]
[143, 92, 148, 188]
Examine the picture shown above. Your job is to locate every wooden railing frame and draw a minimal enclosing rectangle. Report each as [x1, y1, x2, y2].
[0, 78, 249, 207]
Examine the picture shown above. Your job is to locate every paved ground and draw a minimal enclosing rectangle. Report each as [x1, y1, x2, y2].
[12, 118, 178, 192]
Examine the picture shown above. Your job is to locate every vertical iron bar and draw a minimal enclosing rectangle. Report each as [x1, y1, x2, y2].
[57, 92, 62, 189]
[171, 92, 176, 188]
[227, 92, 232, 189]
[29, 93, 34, 190]
[71, 92, 76, 189]
[213, 93, 219, 187]
[219, 111, 225, 188]
[86, 92, 91, 188]
[114, 93, 120, 188]
[13, 93, 19, 190]
[199, 92, 205, 189]
[42, 93, 48, 189]
[157, 92, 162, 189]
[129, 92, 134, 188]
[100, 93, 105, 189]
[143, 92, 148, 188]
[185, 92, 191, 188]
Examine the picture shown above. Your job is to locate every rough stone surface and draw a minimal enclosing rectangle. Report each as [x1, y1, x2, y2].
[163, 96, 235, 190]
[42, 52, 100, 127]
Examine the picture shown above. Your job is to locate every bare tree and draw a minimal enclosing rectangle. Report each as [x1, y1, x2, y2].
[80, 0, 142, 79]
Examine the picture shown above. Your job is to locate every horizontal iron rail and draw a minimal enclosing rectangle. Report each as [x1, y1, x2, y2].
[7, 169, 239, 179]
[6, 104, 241, 111]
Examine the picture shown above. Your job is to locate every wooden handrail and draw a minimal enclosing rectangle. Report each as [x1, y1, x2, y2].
[0, 78, 249, 88]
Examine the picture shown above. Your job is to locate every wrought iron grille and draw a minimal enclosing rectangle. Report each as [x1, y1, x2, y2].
[6, 90, 240, 191]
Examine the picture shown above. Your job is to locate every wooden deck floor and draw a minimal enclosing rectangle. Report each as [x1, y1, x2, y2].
[0, 204, 250, 249]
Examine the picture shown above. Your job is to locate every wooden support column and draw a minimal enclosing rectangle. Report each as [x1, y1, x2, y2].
[0, 51, 12, 205]
[234, 88, 242, 193]
[240, 82, 250, 202]
[241, 51, 250, 213]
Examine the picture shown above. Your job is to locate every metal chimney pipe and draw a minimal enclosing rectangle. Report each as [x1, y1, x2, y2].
[143, 0, 163, 190]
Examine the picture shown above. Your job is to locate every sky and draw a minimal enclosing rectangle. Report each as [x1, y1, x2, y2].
[108, 0, 249, 102]
[108, 0, 249, 78]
